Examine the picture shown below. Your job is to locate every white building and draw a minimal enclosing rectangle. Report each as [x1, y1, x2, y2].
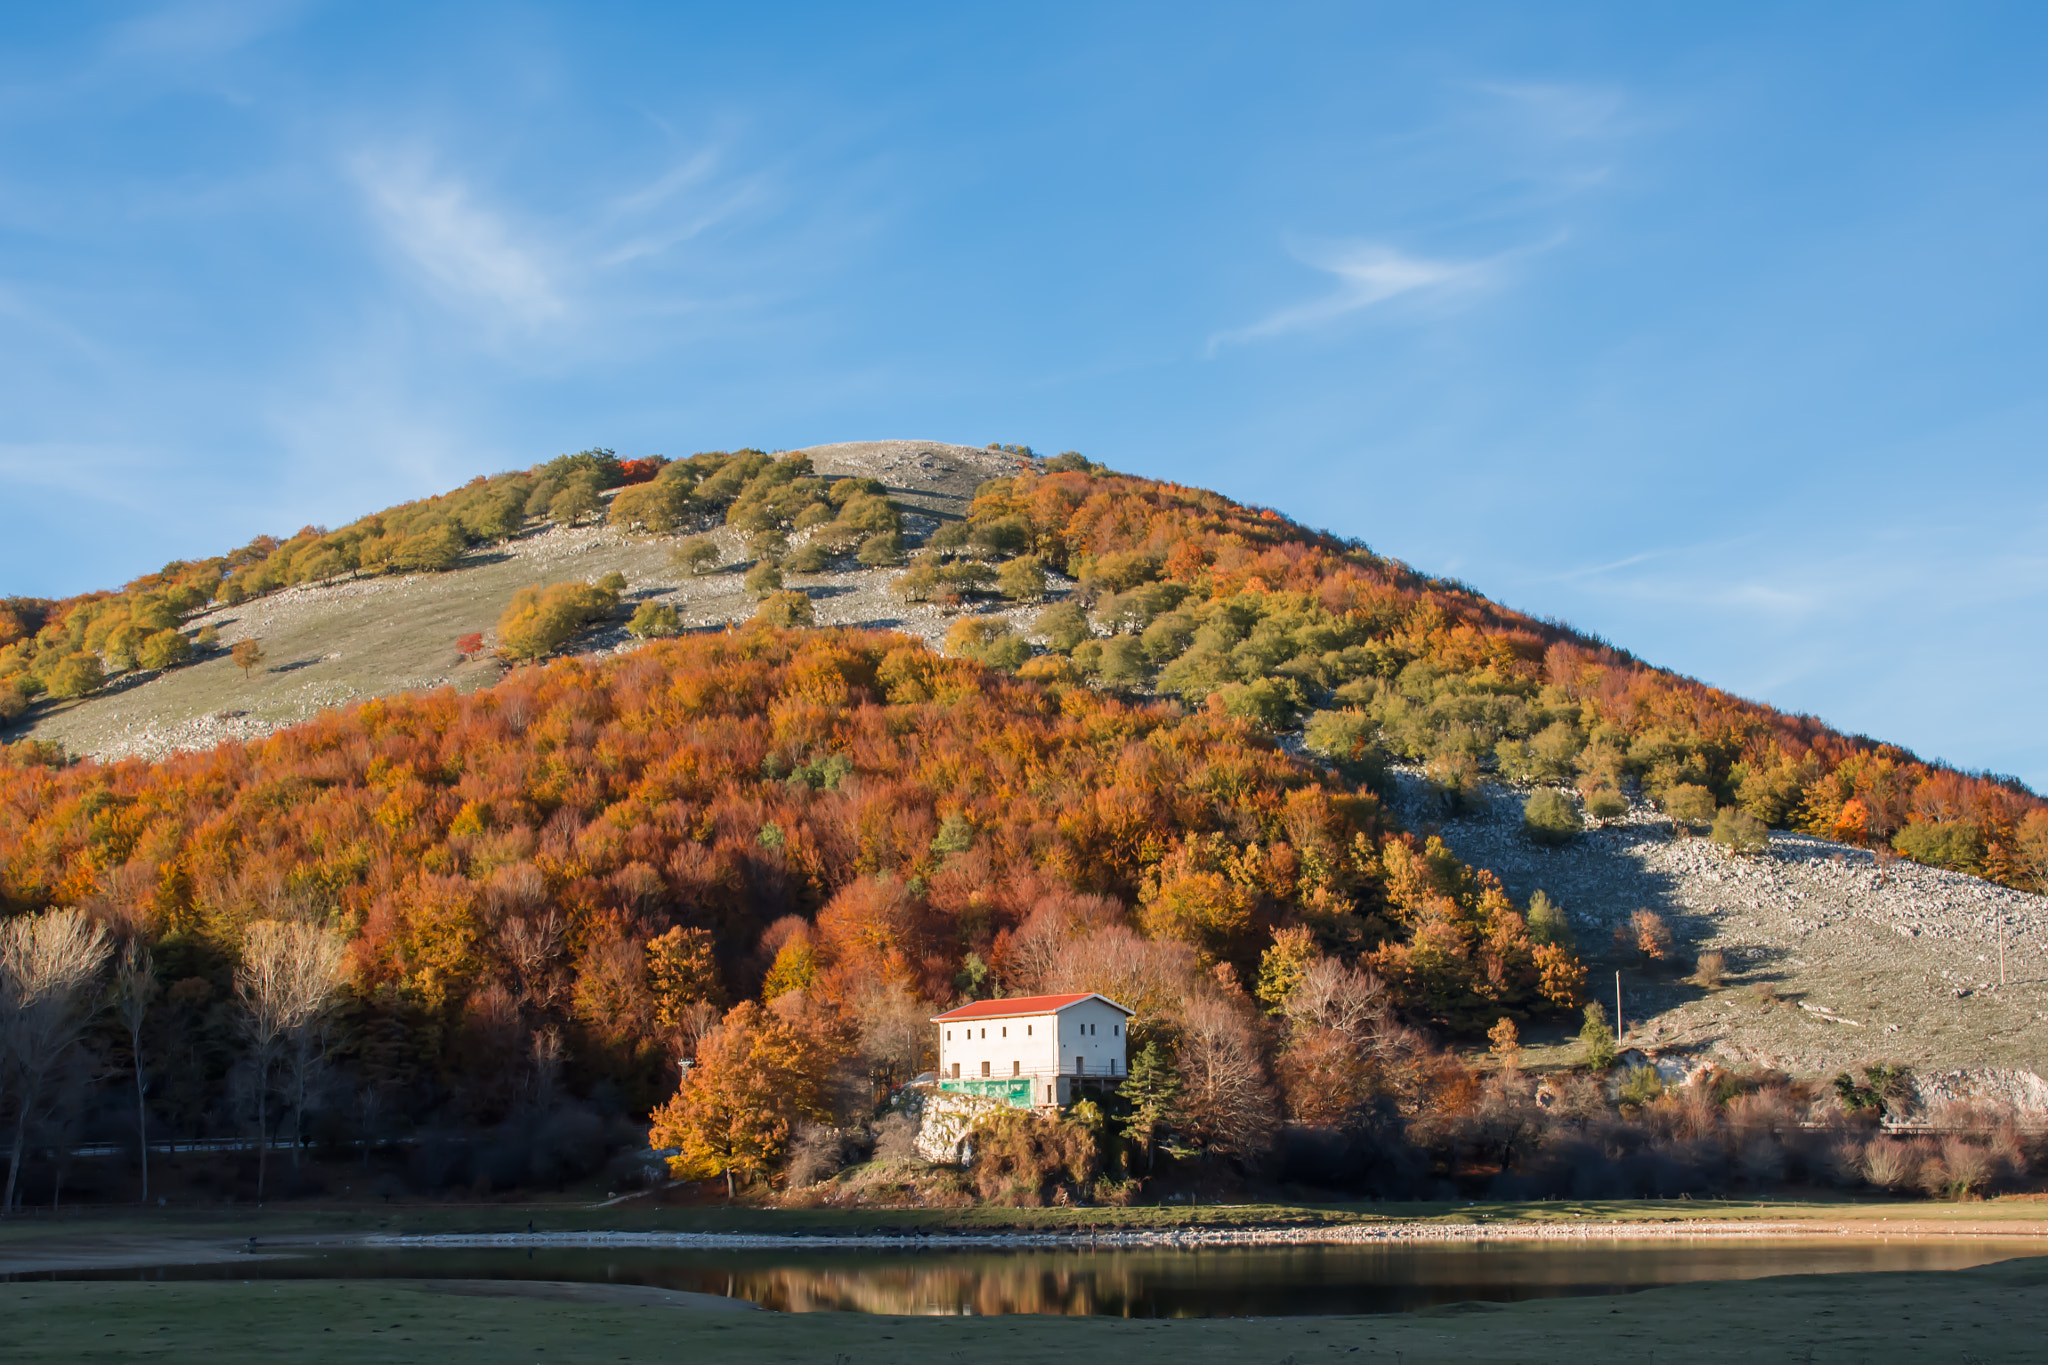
[931, 991, 1133, 1109]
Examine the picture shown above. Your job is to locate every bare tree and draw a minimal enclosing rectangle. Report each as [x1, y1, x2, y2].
[114, 941, 158, 1202]
[0, 909, 114, 1215]
[236, 920, 349, 1202]
[1282, 957, 1388, 1039]
[1174, 993, 1277, 1165]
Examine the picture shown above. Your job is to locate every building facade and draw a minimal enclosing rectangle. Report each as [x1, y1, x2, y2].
[931, 992, 1133, 1108]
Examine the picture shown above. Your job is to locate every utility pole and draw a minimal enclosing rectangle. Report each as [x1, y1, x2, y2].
[1615, 970, 1623, 1042]
[1998, 920, 2007, 988]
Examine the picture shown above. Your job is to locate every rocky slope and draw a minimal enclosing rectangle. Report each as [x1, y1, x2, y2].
[1387, 770, 2048, 1104]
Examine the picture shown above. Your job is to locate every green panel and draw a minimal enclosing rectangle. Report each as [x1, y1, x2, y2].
[938, 1076, 1035, 1108]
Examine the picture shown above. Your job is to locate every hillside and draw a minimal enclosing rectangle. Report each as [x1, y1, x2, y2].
[1, 434, 2045, 1186]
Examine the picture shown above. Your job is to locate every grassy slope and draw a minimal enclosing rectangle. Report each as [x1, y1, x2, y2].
[6, 1254, 2046, 1364]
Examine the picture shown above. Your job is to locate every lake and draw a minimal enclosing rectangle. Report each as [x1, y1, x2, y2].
[26, 1237, 2048, 1316]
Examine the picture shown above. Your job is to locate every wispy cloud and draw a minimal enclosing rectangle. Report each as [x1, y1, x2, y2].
[108, 0, 308, 65]
[1207, 239, 1489, 354]
[350, 151, 565, 329]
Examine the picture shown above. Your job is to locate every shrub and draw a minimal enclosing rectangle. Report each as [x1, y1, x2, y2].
[496, 580, 619, 661]
[1693, 950, 1726, 989]
[753, 591, 815, 629]
[0, 679, 26, 721]
[743, 560, 785, 598]
[194, 625, 219, 650]
[944, 617, 1029, 670]
[138, 629, 194, 671]
[1860, 1138, 1913, 1190]
[1892, 820, 1984, 875]
[1614, 909, 1673, 963]
[671, 538, 721, 575]
[1617, 1066, 1664, 1109]
[1304, 709, 1387, 786]
[1581, 785, 1630, 818]
[997, 555, 1047, 601]
[628, 602, 682, 639]
[857, 531, 904, 567]
[1525, 890, 1573, 949]
[1487, 1016, 1520, 1065]
[969, 1109, 1099, 1205]
[785, 542, 832, 574]
[1579, 1002, 1617, 1070]
[1662, 783, 1717, 826]
[1033, 601, 1092, 653]
[1523, 790, 1582, 846]
[1711, 806, 1771, 856]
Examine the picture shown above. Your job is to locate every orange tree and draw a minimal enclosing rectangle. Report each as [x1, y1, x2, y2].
[647, 1000, 835, 1194]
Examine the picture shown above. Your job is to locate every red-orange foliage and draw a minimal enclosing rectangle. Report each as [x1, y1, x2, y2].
[0, 627, 1574, 1123]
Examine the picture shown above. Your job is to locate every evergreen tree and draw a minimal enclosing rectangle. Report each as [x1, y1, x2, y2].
[1116, 1040, 1183, 1171]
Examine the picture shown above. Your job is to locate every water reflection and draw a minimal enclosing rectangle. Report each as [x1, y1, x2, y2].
[37, 1239, 2048, 1317]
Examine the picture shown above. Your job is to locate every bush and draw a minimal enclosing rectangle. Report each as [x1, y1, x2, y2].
[1523, 790, 1582, 845]
[0, 679, 27, 721]
[1892, 820, 1984, 874]
[1033, 602, 1092, 653]
[743, 560, 785, 598]
[753, 591, 815, 629]
[1304, 709, 1387, 786]
[1617, 1066, 1664, 1109]
[857, 531, 904, 567]
[785, 542, 832, 574]
[997, 555, 1047, 601]
[1693, 950, 1726, 988]
[671, 538, 721, 575]
[1614, 908, 1673, 963]
[969, 1109, 1099, 1205]
[1711, 806, 1772, 856]
[1582, 782, 1629, 820]
[138, 629, 194, 671]
[627, 602, 681, 639]
[944, 617, 1029, 670]
[1526, 890, 1573, 949]
[497, 580, 620, 661]
[1661, 783, 1717, 826]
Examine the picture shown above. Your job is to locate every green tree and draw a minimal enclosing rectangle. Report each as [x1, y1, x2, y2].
[138, 629, 194, 672]
[671, 538, 721, 576]
[548, 478, 602, 525]
[1117, 1040, 1184, 1172]
[997, 555, 1047, 601]
[1711, 806, 1772, 856]
[496, 581, 620, 661]
[944, 617, 1029, 670]
[627, 602, 682, 639]
[1578, 1001, 1617, 1070]
[1253, 925, 1317, 1013]
[1525, 890, 1573, 949]
[46, 652, 104, 700]
[856, 531, 904, 567]
[743, 560, 784, 598]
[1523, 789, 1582, 845]
[752, 591, 815, 629]
[1662, 783, 1717, 826]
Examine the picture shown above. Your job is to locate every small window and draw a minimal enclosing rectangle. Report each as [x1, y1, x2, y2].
[946, 1029, 952, 1041]
[951, 1062, 960, 1078]
[1001, 1026, 1007, 1038]
[980, 1027, 986, 1039]
[1012, 1060, 1020, 1076]
[981, 1060, 990, 1078]
[1027, 1024, 1033, 1035]
[1114, 1024, 1120, 1036]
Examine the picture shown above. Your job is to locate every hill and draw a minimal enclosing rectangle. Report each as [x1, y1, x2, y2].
[0, 438, 2045, 1210]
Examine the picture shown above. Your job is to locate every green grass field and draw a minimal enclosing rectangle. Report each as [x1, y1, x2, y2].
[5, 1254, 2046, 1364]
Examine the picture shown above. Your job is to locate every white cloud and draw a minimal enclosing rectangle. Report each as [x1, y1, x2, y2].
[1207, 240, 1487, 353]
[350, 151, 565, 329]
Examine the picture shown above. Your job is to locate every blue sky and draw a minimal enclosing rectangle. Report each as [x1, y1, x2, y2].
[2, 2, 2044, 788]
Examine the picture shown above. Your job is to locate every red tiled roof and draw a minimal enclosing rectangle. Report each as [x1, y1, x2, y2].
[930, 992, 1132, 1022]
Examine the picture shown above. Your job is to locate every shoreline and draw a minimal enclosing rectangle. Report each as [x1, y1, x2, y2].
[355, 1218, 2048, 1251]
